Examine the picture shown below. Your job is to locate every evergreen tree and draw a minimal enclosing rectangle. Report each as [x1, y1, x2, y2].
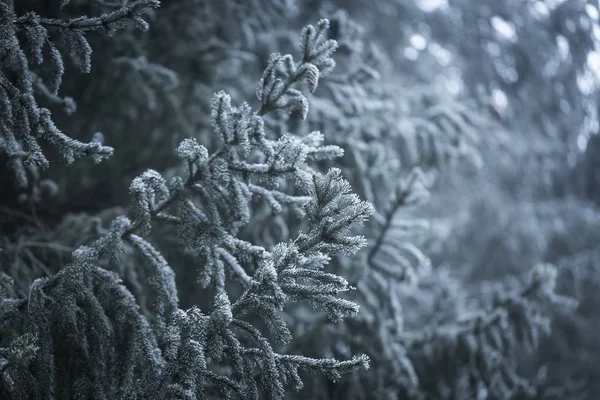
[1, 0, 599, 399]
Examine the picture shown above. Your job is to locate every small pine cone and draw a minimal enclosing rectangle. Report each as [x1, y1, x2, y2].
[91, 131, 105, 144]
[305, 63, 320, 93]
[299, 96, 309, 119]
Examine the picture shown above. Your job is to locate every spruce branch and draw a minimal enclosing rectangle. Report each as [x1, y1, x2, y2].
[0, 0, 159, 190]
[365, 168, 431, 282]
[0, 17, 374, 399]
[17, 0, 160, 33]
